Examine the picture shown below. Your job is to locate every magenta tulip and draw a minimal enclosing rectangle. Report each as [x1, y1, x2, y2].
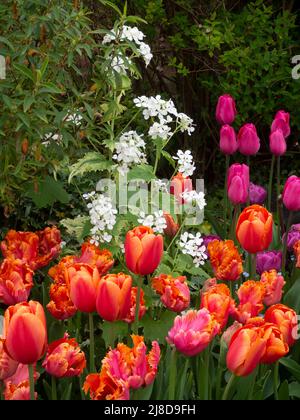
[216, 94, 237, 125]
[271, 110, 290, 138]
[238, 124, 260, 156]
[270, 129, 287, 156]
[283, 176, 300, 212]
[220, 125, 238, 155]
[227, 163, 250, 205]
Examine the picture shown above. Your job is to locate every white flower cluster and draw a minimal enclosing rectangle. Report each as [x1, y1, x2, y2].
[178, 232, 208, 267]
[84, 192, 117, 245]
[64, 111, 83, 126]
[42, 110, 83, 146]
[42, 133, 63, 147]
[181, 190, 207, 211]
[103, 25, 153, 69]
[152, 179, 168, 193]
[173, 150, 196, 177]
[113, 131, 147, 175]
[138, 210, 167, 234]
[134, 95, 195, 140]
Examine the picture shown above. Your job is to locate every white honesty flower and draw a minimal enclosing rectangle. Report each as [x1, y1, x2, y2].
[177, 113, 195, 135]
[134, 95, 178, 122]
[113, 131, 147, 175]
[110, 54, 131, 74]
[42, 132, 63, 147]
[138, 42, 153, 66]
[153, 179, 168, 193]
[178, 232, 208, 267]
[138, 210, 167, 233]
[181, 190, 206, 211]
[64, 111, 83, 126]
[173, 150, 196, 177]
[149, 122, 172, 140]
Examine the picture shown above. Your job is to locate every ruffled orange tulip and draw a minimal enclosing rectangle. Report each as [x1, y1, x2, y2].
[4, 364, 39, 400]
[233, 280, 265, 324]
[69, 264, 100, 313]
[47, 283, 77, 320]
[236, 205, 273, 254]
[43, 333, 86, 378]
[0, 339, 18, 381]
[207, 239, 243, 281]
[125, 226, 163, 276]
[76, 242, 114, 275]
[265, 304, 298, 347]
[294, 240, 300, 268]
[3, 301, 47, 364]
[96, 273, 132, 322]
[260, 270, 285, 306]
[0, 259, 33, 305]
[152, 274, 190, 313]
[1, 231, 39, 267]
[123, 287, 146, 324]
[83, 368, 129, 400]
[259, 323, 289, 364]
[35, 226, 62, 269]
[200, 283, 235, 330]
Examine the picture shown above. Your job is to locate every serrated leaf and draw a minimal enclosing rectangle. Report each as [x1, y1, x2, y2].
[68, 152, 113, 183]
[60, 216, 90, 241]
[127, 164, 155, 182]
[25, 176, 70, 208]
[140, 311, 176, 344]
[101, 321, 129, 348]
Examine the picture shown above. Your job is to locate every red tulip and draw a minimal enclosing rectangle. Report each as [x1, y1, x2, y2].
[269, 129, 286, 156]
[125, 226, 163, 276]
[3, 301, 47, 364]
[271, 110, 290, 138]
[283, 176, 300, 212]
[163, 212, 179, 238]
[227, 163, 250, 205]
[220, 125, 238, 155]
[216, 94, 237, 125]
[96, 273, 132, 322]
[69, 264, 100, 313]
[170, 173, 193, 204]
[238, 123, 260, 156]
[0, 340, 18, 381]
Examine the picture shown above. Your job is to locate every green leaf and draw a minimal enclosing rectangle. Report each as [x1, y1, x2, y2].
[161, 150, 176, 168]
[68, 152, 113, 183]
[140, 311, 176, 344]
[13, 63, 35, 82]
[127, 164, 155, 182]
[101, 321, 129, 348]
[61, 383, 72, 401]
[280, 358, 300, 382]
[23, 96, 35, 112]
[284, 272, 300, 312]
[278, 380, 290, 400]
[39, 82, 64, 94]
[25, 176, 70, 208]
[60, 216, 90, 241]
[289, 382, 300, 398]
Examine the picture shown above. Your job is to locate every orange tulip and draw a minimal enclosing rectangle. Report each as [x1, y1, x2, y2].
[68, 264, 100, 313]
[3, 301, 47, 364]
[83, 368, 129, 400]
[200, 283, 235, 329]
[43, 333, 86, 378]
[163, 212, 179, 238]
[4, 363, 39, 400]
[1, 231, 39, 268]
[0, 339, 18, 381]
[96, 273, 132, 322]
[152, 274, 190, 313]
[170, 172, 193, 204]
[260, 270, 285, 306]
[207, 239, 243, 281]
[35, 226, 62, 269]
[236, 205, 273, 254]
[125, 226, 163, 275]
[76, 242, 114, 275]
[47, 283, 77, 320]
[265, 304, 298, 347]
[123, 287, 146, 324]
[0, 259, 33, 305]
[294, 240, 300, 268]
[259, 323, 289, 364]
[233, 280, 265, 324]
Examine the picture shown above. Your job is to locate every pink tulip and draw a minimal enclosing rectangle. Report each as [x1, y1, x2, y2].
[216, 94, 237, 125]
[238, 124, 260, 156]
[0, 339, 18, 381]
[283, 176, 300, 212]
[220, 125, 238, 155]
[260, 270, 285, 307]
[271, 110, 290, 138]
[270, 129, 286, 156]
[227, 163, 250, 205]
[166, 309, 220, 357]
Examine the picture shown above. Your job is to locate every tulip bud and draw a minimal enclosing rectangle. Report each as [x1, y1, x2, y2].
[219, 125, 238, 155]
[216, 94, 237, 125]
[170, 173, 193, 204]
[270, 129, 286, 156]
[69, 264, 100, 313]
[238, 123, 260, 156]
[271, 110, 290, 138]
[227, 163, 250, 205]
[163, 212, 179, 238]
[249, 182, 267, 205]
[283, 176, 300, 212]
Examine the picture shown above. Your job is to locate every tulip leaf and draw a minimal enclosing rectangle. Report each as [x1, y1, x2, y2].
[140, 310, 177, 344]
[42, 380, 52, 400]
[284, 272, 300, 312]
[280, 358, 300, 382]
[278, 380, 290, 400]
[289, 382, 300, 399]
[61, 383, 73, 400]
[101, 321, 129, 348]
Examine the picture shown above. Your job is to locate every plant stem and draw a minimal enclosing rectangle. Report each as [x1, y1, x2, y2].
[134, 276, 142, 333]
[276, 157, 281, 243]
[199, 347, 210, 400]
[268, 155, 276, 211]
[250, 253, 256, 279]
[168, 348, 177, 400]
[247, 156, 250, 206]
[224, 155, 230, 231]
[191, 356, 199, 397]
[89, 313, 95, 372]
[274, 361, 279, 400]
[282, 211, 293, 272]
[28, 364, 35, 401]
[222, 373, 236, 400]
[51, 375, 57, 400]
[230, 205, 240, 243]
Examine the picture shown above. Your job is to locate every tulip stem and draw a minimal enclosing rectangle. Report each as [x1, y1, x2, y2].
[276, 157, 281, 243]
[222, 373, 236, 400]
[51, 376, 57, 401]
[89, 313, 95, 373]
[246, 156, 250, 206]
[28, 364, 35, 401]
[199, 346, 210, 400]
[282, 211, 293, 272]
[250, 254, 256, 279]
[134, 277, 142, 333]
[268, 155, 276, 211]
[230, 205, 240, 243]
[274, 361, 279, 400]
[224, 155, 230, 231]
[168, 348, 177, 400]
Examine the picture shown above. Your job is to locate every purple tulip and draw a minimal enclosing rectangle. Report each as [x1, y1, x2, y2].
[269, 129, 287, 156]
[216, 94, 237, 125]
[249, 182, 267, 205]
[238, 123, 260, 156]
[271, 110, 290, 138]
[256, 251, 282, 275]
[282, 224, 300, 250]
[220, 125, 238, 155]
